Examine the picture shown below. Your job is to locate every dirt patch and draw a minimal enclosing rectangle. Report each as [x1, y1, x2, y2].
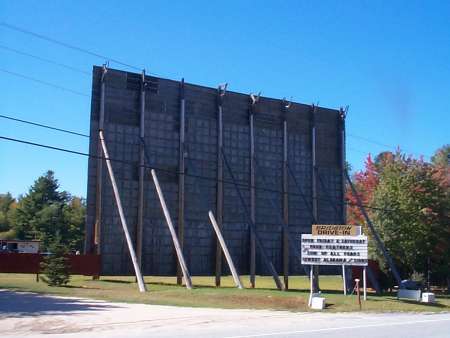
[201, 293, 307, 310]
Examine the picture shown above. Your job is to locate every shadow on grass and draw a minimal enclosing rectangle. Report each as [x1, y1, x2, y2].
[99, 279, 134, 284]
[398, 299, 448, 308]
[0, 290, 123, 318]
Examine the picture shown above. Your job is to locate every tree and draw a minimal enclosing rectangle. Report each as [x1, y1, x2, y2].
[372, 152, 449, 282]
[63, 197, 86, 251]
[431, 144, 450, 168]
[0, 193, 16, 234]
[9, 171, 85, 251]
[40, 236, 70, 286]
[12, 171, 66, 241]
[346, 154, 379, 227]
[346, 148, 449, 288]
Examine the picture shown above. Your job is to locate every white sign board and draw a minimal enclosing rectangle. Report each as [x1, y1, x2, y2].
[301, 234, 368, 266]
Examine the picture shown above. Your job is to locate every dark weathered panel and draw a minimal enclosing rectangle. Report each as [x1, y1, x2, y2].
[86, 66, 344, 276]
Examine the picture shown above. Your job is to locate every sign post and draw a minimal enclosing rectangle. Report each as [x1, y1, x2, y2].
[309, 266, 314, 307]
[363, 266, 367, 300]
[342, 265, 347, 295]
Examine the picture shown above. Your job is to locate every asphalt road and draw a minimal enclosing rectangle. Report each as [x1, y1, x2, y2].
[1, 290, 449, 338]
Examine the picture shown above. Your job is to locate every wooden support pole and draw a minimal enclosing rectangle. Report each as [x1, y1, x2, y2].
[215, 84, 226, 287]
[151, 169, 193, 290]
[339, 107, 347, 225]
[209, 211, 243, 289]
[93, 64, 107, 254]
[339, 107, 350, 293]
[99, 130, 146, 293]
[311, 104, 319, 292]
[136, 69, 145, 270]
[249, 113, 256, 288]
[282, 101, 290, 290]
[363, 266, 367, 301]
[177, 79, 186, 286]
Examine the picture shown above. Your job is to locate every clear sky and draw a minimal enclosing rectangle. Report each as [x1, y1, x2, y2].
[1, 1, 449, 198]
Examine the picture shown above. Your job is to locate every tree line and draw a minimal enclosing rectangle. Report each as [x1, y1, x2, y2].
[0, 170, 85, 252]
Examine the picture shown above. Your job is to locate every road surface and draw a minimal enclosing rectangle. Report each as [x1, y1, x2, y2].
[1, 290, 449, 337]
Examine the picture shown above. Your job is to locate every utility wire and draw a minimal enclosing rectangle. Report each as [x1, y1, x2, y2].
[0, 22, 142, 72]
[0, 23, 435, 160]
[0, 133, 397, 214]
[2, 111, 429, 163]
[0, 112, 428, 214]
[347, 133, 393, 150]
[347, 133, 432, 159]
[0, 44, 91, 76]
[0, 68, 89, 97]
[0, 114, 89, 138]
[0, 112, 420, 214]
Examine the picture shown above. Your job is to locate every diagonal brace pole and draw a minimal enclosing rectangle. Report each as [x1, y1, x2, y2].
[254, 160, 311, 277]
[208, 211, 243, 289]
[151, 169, 193, 289]
[221, 149, 284, 290]
[99, 130, 146, 293]
[345, 170, 402, 285]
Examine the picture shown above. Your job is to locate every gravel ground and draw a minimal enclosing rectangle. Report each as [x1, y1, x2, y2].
[1, 290, 449, 338]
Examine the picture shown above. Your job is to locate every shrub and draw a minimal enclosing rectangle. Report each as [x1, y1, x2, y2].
[40, 237, 70, 286]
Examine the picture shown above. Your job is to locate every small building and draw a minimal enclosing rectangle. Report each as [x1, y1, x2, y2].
[0, 239, 40, 253]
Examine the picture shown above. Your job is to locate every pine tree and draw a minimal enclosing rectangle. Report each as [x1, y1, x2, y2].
[9, 170, 85, 252]
[40, 236, 70, 286]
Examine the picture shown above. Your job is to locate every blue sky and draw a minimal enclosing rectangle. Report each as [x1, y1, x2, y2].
[1, 1, 449, 198]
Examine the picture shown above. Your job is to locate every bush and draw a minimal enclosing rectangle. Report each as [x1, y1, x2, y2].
[40, 237, 70, 286]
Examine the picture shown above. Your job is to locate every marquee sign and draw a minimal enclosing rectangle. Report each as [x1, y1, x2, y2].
[301, 234, 368, 266]
[312, 224, 361, 236]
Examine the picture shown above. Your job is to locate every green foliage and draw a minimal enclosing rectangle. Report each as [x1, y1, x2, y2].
[0, 228, 17, 240]
[5, 170, 85, 252]
[347, 146, 449, 288]
[371, 152, 449, 283]
[0, 192, 16, 233]
[431, 144, 450, 167]
[40, 236, 70, 286]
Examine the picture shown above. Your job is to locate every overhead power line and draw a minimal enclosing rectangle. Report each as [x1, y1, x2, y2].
[347, 133, 393, 149]
[0, 22, 435, 161]
[0, 22, 142, 72]
[0, 133, 397, 214]
[2, 111, 433, 174]
[2, 109, 433, 171]
[0, 68, 89, 97]
[0, 114, 89, 138]
[347, 133, 432, 159]
[0, 44, 90, 76]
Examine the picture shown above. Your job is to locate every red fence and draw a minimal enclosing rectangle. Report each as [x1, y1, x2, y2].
[0, 253, 101, 276]
[352, 260, 381, 289]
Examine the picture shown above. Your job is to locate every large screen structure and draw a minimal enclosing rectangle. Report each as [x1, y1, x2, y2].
[85, 66, 346, 281]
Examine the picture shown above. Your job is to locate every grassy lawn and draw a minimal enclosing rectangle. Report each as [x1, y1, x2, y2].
[0, 273, 448, 313]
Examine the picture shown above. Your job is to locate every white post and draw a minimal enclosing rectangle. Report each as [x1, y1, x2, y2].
[99, 130, 146, 293]
[208, 211, 243, 289]
[151, 169, 193, 289]
[309, 266, 314, 307]
[342, 265, 347, 295]
[363, 266, 367, 301]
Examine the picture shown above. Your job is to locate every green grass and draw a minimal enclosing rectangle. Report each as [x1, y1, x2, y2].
[0, 273, 448, 313]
